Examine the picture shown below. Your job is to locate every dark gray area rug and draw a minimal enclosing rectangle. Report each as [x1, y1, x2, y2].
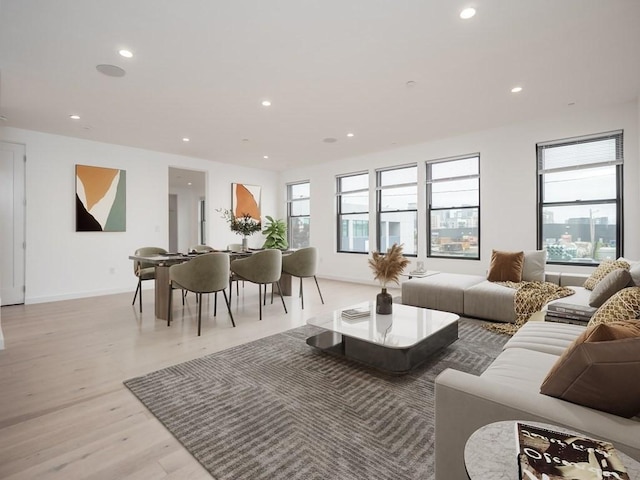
[124, 318, 508, 480]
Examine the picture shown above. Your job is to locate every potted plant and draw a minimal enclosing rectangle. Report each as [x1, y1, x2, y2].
[217, 208, 262, 251]
[262, 216, 288, 250]
[368, 243, 410, 314]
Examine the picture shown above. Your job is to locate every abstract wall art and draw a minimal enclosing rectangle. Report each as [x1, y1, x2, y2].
[76, 164, 126, 231]
[232, 183, 261, 219]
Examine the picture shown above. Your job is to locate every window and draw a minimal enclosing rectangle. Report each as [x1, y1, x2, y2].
[287, 181, 310, 249]
[337, 172, 369, 253]
[426, 154, 480, 259]
[376, 165, 417, 255]
[537, 131, 623, 265]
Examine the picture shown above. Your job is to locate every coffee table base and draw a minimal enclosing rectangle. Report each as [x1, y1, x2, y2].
[306, 321, 458, 374]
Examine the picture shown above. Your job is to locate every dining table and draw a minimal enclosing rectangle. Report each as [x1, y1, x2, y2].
[129, 250, 292, 320]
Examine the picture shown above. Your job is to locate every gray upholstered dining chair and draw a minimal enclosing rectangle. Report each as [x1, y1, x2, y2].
[132, 246, 167, 312]
[281, 247, 324, 309]
[167, 252, 235, 336]
[230, 249, 287, 320]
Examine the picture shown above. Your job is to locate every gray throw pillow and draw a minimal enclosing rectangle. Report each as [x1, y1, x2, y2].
[522, 250, 547, 282]
[588, 268, 632, 307]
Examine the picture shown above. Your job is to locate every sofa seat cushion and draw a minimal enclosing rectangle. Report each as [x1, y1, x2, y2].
[481, 347, 559, 391]
[503, 321, 586, 355]
[546, 286, 592, 311]
[463, 281, 517, 323]
[401, 273, 485, 314]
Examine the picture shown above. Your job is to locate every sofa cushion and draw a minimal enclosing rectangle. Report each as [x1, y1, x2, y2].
[522, 250, 547, 283]
[401, 273, 485, 314]
[481, 347, 559, 391]
[619, 257, 640, 287]
[464, 281, 517, 323]
[588, 268, 632, 307]
[487, 250, 524, 283]
[583, 259, 630, 290]
[540, 321, 640, 418]
[589, 286, 640, 327]
[503, 321, 586, 355]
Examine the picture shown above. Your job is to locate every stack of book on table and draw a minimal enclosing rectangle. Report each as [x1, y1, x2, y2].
[515, 422, 629, 479]
[545, 302, 596, 325]
[341, 307, 370, 320]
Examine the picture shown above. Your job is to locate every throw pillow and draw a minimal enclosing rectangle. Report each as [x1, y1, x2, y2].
[619, 258, 640, 287]
[486, 250, 525, 283]
[540, 320, 640, 418]
[588, 268, 632, 307]
[521, 250, 547, 283]
[588, 286, 640, 327]
[583, 259, 630, 290]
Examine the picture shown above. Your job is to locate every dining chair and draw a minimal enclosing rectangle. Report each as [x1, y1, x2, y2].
[280, 247, 324, 309]
[230, 249, 287, 320]
[132, 246, 167, 312]
[228, 244, 245, 296]
[167, 252, 235, 336]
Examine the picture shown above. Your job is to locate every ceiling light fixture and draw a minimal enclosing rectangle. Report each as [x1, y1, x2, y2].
[118, 49, 133, 58]
[187, 182, 192, 186]
[261, 100, 272, 107]
[511, 86, 523, 93]
[347, 133, 354, 137]
[263, 155, 269, 159]
[69, 114, 81, 120]
[460, 7, 476, 19]
[96, 64, 126, 77]
[182, 137, 190, 142]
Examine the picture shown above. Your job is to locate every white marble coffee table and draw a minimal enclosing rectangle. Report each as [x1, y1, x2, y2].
[306, 302, 459, 374]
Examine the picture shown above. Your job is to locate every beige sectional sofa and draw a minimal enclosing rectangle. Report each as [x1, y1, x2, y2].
[434, 321, 640, 480]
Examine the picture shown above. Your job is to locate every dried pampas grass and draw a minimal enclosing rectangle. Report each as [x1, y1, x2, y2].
[368, 243, 410, 288]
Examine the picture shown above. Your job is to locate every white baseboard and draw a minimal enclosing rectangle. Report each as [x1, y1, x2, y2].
[25, 286, 141, 305]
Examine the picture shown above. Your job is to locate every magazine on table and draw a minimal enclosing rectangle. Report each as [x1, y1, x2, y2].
[515, 422, 629, 480]
[341, 307, 370, 319]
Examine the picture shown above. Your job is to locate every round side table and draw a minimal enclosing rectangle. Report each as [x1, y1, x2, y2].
[464, 421, 640, 479]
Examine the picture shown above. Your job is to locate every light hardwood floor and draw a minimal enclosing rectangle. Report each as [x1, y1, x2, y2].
[0, 279, 387, 479]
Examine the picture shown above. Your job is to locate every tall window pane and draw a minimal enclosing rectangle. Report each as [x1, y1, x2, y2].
[287, 181, 310, 249]
[377, 165, 417, 255]
[538, 131, 623, 265]
[337, 172, 369, 253]
[427, 154, 480, 259]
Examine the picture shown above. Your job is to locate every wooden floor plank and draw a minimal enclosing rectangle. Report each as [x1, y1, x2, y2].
[0, 279, 383, 479]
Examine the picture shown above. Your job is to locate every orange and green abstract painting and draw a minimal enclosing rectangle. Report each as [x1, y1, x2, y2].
[76, 164, 126, 231]
[232, 183, 261, 219]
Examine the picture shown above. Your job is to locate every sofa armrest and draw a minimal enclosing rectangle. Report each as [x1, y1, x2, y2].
[560, 272, 590, 287]
[434, 368, 640, 480]
[544, 271, 561, 285]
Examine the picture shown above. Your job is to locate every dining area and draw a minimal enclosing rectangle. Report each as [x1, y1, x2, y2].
[129, 246, 324, 336]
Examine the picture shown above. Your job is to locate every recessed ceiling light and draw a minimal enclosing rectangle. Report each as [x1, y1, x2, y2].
[405, 80, 417, 88]
[182, 137, 190, 142]
[460, 7, 476, 19]
[263, 155, 269, 159]
[187, 182, 192, 186]
[118, 49, 133, 58]
[347, 133, 354, 137]
[261, 100, 272, 107]
[511, 86, 523, 93]
[69, 114, 81, 120]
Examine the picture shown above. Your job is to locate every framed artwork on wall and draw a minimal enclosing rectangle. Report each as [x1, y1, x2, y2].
[76, 164, 126, 231]
[232, 183, 261, 219]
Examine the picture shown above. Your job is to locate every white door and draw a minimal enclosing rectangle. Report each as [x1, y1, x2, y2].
[0, 142, 26, 306]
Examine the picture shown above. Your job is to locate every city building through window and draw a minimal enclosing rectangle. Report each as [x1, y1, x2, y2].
[376, 165, 417, 256]
[337, 172, 369, 253]
[287, 181, 310, 249]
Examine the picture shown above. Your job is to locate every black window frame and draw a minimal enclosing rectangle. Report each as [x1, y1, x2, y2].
[286, 180, 310, 249]
[426, 153, 481, 260]
[536, 130, 623, 266]
[336, 171, 370, 254]
[376, 164, 418, 256]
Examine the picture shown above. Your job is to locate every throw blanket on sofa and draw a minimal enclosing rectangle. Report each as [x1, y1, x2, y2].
[484, 281, 575, 335]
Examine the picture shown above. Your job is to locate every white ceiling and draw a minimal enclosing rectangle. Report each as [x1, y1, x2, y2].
[1, 0, 639, 172]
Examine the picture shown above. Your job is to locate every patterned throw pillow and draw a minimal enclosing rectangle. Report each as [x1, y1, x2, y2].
[583, 259, 630, 290]
[588, 286, 640, 327]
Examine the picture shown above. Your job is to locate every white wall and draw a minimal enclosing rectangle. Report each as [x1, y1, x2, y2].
[280, 100, 640, 285]
[0, 127, 278, 303]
